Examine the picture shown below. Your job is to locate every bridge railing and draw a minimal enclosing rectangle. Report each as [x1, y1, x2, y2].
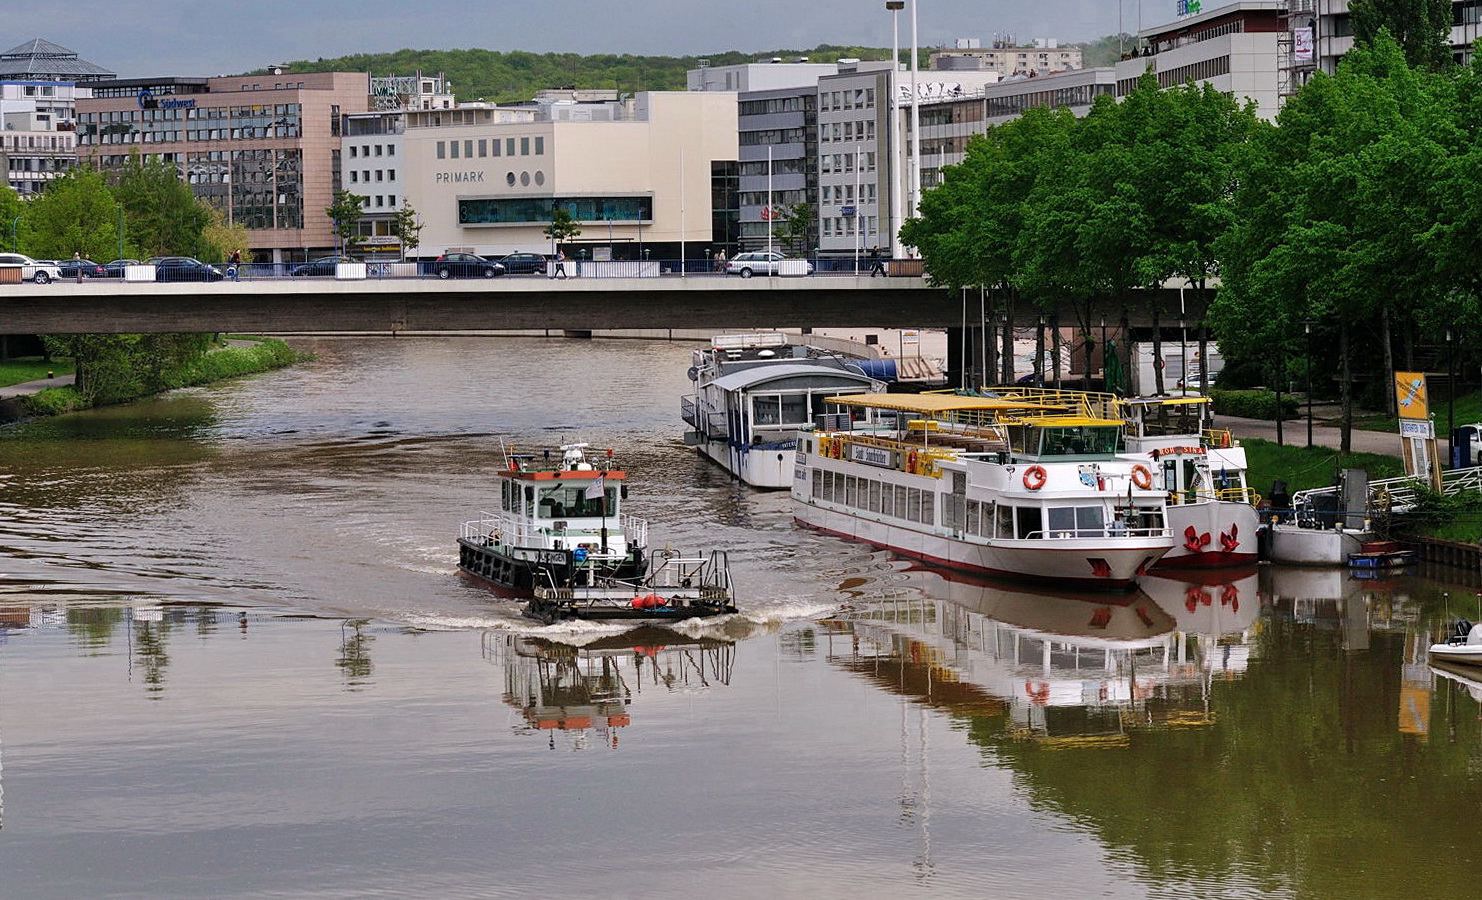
[53, 258, 929, 284]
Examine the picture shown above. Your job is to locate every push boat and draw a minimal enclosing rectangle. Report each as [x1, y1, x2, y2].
[523, 549, 738, 624]
[1117, 395, 1260, 570]
[682, 332, 884, 489]
[792, 392, 1176, 590]
[458, 443, 648, 595]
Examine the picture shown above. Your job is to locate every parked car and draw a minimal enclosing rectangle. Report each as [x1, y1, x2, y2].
[495, 251, 548, 275]
[725, 250, 813, 278]
[1176, 368, 1222, 390]
[0, 253, 62, 284]
[291, 255, 356, 277]
[153, 256, 224, 282]
[433, 252, 505, 279]
[57, 257, 107, 279]
[102, 258, 141, 278]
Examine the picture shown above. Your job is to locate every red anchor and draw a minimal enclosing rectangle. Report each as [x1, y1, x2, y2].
[1219, 523, 1240, 553]
[1220, 584, 1240, 613]
[1184, 525, 1205, 552]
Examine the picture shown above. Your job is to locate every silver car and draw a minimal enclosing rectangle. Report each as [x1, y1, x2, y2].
[724, 251, 813, 278]
[0, 252, 63, 284]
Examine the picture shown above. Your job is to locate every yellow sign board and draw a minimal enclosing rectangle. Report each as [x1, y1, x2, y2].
[1394, 372, 1430, 421]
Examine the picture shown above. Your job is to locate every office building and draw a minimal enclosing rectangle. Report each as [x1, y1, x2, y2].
[76, 72, 371, 261]
[398, 91, 737, 260]
[687, 61, 841, 93]
[929, 38, 1083, 76]
[1312, 0, 1480, 73]
[0, 39, 110, 197]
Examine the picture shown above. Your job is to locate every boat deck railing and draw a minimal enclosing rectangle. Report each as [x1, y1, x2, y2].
[460, 511, 648, 551]
[534, 549, 734, 602]
[1022, 527, 1172, 541]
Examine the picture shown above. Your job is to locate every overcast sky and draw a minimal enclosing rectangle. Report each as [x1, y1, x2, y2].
[14, 0, 1152, 78]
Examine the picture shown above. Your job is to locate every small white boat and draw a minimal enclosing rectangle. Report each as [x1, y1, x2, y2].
[1429, 622, 1482, 666]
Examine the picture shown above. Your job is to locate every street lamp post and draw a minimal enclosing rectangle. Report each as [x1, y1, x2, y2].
[1099, 315, 1108, 391]
[9, 215, 20, 253]
[909, 0, 922, 238]
[1304, 319, 1314, 448]
[886, 0, 904, 259]
[1448, 328, 1456, 444]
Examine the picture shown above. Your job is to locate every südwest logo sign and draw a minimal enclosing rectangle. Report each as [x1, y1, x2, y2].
[436, 171, 485, 184]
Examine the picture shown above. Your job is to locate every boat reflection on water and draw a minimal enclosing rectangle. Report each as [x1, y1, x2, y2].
[822, 565, 1262, 743]
[483, 627, 736, 750]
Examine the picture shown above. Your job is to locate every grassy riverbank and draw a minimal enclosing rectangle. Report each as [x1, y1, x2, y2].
[0, 356, 76, 388]
[21, 338, 299, 417]
[1240, 438, 1404, 496]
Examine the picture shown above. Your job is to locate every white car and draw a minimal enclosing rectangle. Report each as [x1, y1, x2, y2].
[725, 251, 813, 278]
[0, 252, 62, 284]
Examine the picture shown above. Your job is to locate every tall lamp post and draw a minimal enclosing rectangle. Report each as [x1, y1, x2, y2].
[9, 215, 20, 253]
[1303, 319, 1314, 448]
[886, 0, 905, 259]
[1099, 315, 1108, 391]
[908, 0, 922, 242]
[1448, 328, 1456, 445]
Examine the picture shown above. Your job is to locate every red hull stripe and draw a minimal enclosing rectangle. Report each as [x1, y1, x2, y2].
[1151, 551, 1258, 571]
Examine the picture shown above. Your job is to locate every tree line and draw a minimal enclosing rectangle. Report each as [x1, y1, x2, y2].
[904, 9, 1480, 452]
[1, 153, 249, 265]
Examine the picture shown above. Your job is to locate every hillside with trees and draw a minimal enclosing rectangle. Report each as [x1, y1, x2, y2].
[256, 45, 906, 102]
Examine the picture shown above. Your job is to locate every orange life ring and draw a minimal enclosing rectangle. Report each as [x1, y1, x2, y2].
[1131, 464, 1153, 490]
[1023, 465, 1047, 491]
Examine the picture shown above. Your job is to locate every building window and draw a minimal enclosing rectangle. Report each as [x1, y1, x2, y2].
[388, 168, 395, 180]
[376, 170, 383, 181]
[389, 194, 396, 206]
[534, 171, 545, 186]
[493, 139, 501, 157]
[349, 145, 357, 158]
[436, 141, 445, 159]
[534, 136, 544, 154]
[375, 144, 383, 156]
[350, 170, 358, 183]
[506, 137, 515, 156]
[387, 144, 395, 156]
[521, 136, 530, 155]
[450, 141, 460, 159]
[459, 195, 654, 225]
[520, 171, 530, 186]
[478, 139, 487, 157]
[464, 139, 474, 157]
[375, 195, 384, 208]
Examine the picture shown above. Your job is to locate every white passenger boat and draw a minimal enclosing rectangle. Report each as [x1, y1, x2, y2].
[793, 393, 1176, 590]
[682, 333, 883, 489]
[1118, 396, 1260, 570]
[458, 443, 648, 595]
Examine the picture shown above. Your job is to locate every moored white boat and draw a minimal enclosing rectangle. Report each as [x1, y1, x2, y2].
[793, 392, 1175, 589]
[1118, 395, 1260, 570]
[682, 333, 883, 489]
[1430, 622, 1482, 666]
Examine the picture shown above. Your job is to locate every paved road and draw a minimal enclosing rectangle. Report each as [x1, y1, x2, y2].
[0, 373, 75, 399]
[1217, 413, 1408, 457]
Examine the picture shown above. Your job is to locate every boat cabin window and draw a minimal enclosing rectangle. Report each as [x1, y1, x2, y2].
[535, 483, 618, 519]
[1047, 505, 1106, 536]
[752, 393, 816, 428]
[1032, 425, 1120, 458]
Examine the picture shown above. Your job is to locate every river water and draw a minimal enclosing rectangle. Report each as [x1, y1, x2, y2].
[0, 337, 1479, 898]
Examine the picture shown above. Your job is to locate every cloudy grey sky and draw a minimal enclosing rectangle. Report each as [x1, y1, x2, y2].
[12, 0, 1153, 77]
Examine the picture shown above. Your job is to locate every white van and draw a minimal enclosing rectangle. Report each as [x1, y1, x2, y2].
[0, 253, 63, 284]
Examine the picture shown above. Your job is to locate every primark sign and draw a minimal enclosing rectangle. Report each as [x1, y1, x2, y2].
[436, 171, 486, 184]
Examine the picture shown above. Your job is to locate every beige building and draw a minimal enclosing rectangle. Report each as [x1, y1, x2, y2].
[929, 40, 1083, 76]
[402, 91, 738, 261]
[76, 72, 370, 260]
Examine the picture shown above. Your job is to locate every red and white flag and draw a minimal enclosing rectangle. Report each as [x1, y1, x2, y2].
[584, 475, 606, 501]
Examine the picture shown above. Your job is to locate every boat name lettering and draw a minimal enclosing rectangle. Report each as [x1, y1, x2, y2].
[436, 171, 486, 184]
[1152, 446, 1206, 457]
[848, 444, 895, 468]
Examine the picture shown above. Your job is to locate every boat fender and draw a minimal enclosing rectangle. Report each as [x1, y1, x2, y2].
[1023, 465, 1047, 491]
[1131, 464, 1153, 490]
[908, 449, 919, 474]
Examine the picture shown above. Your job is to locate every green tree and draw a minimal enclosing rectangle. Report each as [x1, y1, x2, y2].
[543, 205, 582, 250]
[21, 168, 128, 262]
[1351, 0, 1455, 69]
[1213, 33, 1458, 451]
[325, 189, 367, 254]
[110, 153, 212, 258]
[391, 200, 423, 261]
[0, 184, 24, 253]
[200, 206, 251, 264]
[770, 202, 812, 256]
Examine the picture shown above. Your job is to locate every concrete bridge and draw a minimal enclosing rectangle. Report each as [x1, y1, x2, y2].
[0, 277, 1212, 335]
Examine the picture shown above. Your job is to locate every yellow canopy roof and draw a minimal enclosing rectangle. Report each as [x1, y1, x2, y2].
[1011, 415, 1125, 427]
[1124, 396, 1212, 407]
[824, 393, 1061, 414]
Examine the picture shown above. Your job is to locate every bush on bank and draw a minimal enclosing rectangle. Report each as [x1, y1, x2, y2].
[20, 339, 299, 418]
[1210, 389, 1300, 421]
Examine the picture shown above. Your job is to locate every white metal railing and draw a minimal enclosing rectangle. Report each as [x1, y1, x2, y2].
[1290, 465, 1482, 516]
[460, 510, 648, 551]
